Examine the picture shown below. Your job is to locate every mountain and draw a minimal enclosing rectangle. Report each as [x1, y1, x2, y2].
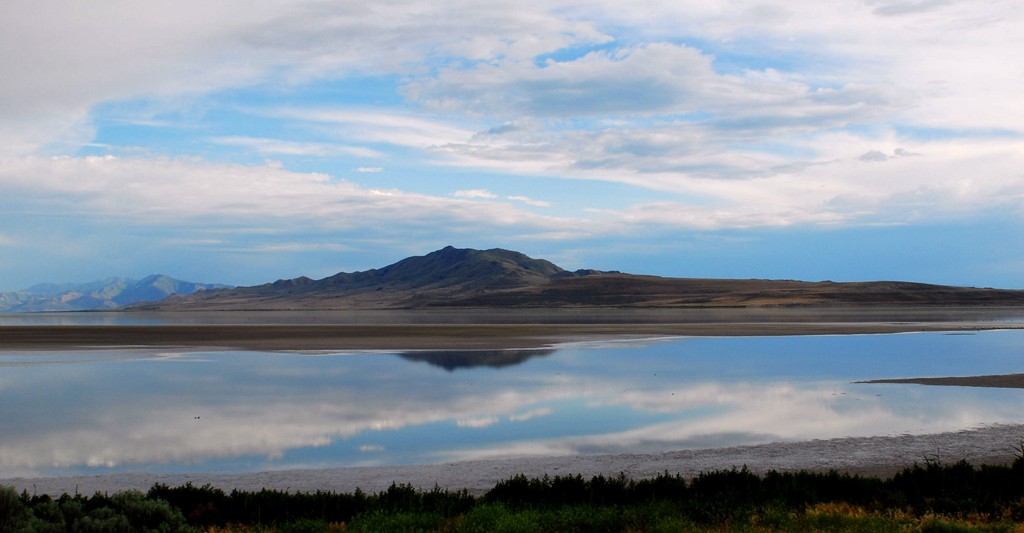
[136, 246, 1024, 311]
[0, 275, 231, 312]
[143, 246, 598, 310]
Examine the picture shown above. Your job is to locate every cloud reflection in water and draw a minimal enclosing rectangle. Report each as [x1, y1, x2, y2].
[2, 331, 1024, 477]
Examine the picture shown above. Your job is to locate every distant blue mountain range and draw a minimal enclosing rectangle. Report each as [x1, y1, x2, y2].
[0, 275, 232, 312]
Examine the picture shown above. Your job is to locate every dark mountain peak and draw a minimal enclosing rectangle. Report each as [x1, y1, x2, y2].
[375, 246, 568, 290]
[308, 246, 570, 295]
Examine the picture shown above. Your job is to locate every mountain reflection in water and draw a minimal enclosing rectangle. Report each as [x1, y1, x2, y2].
[396, 349, 556, 371]
[2, 330, 1024, 478]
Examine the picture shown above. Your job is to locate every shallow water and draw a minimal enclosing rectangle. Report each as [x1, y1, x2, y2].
[5, 306, 1024, 326]
[2, 330, 1024, 478]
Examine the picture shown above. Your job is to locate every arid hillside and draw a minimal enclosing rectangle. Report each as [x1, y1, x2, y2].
[134, 246, 1024, 310]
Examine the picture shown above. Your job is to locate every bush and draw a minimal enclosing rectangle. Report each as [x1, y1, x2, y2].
[0, 486, 25, 532]
[10, 452, 1024, 531]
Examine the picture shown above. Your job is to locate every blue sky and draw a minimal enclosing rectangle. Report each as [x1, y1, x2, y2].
[1, 0, 1023, 291]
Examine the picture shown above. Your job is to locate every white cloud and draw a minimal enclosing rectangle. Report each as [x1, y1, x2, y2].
[509, 407, 553, 422]
[456, 416, 499, 428]
[865, 0, 956, 17]
[355, 167, 383, 173]
[453, 189, 497, 199]
[270, 108, 479, 149]
[2, 0, 1022, 236]
[507, 195, 552, 207]
[0, 0, 604, 154]
[4, 1, 1021, 148]
[454, 190, 552, 207]
[406, 42, 895, 126]
[858, 150, 890, 162]
[3, 128, 1021, 245]
[210, 136, 381, 158]
[0, 155, 599, 235]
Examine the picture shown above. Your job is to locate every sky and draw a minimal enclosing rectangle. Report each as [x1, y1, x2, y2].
[1, 0, 1023, 291]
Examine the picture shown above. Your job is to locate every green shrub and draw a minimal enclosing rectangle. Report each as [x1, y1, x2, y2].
[0, 486, 25, 532]
[346, 509, 445, 532]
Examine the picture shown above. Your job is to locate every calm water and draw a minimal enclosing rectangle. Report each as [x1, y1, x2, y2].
[5, 307, 1024, 325]
[2, 330, 1024, 478]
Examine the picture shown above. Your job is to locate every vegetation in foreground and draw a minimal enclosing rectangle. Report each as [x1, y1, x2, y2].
[5, 455, 1024, 532]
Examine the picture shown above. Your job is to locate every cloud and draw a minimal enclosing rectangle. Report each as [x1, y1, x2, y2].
[456, 416, 499, 428]
[0, 155, 599, 236]
[507, 195, 552, 207]
[0, 0, 605, 154]
[858, 147, 921, 162]
[210, 136, 381, 158]
[355, 167, 383, 173]
[2, 0, 1023, 246]
[269, 108, 479, 149]
[453, 189, 497, 199]
[866, 0, 955, 16]
[454, 190, 551, 207]
[858, 150, 890, 162]
[509, 407, 553, 422]
[893, 148, 919, 157]
[7, 129, 1019, 249]
[5, 1, 1022, 155]
[405, 42, 896, 127]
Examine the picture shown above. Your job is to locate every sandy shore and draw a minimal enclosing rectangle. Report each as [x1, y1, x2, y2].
[3, 321, 1022, 351]
[6, 424, 1024, 497]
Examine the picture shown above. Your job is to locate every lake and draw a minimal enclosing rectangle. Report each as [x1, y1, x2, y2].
[3, 327, 1024, 479]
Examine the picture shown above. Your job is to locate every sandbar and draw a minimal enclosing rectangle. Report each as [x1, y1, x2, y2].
[862, 374, 1024, 389]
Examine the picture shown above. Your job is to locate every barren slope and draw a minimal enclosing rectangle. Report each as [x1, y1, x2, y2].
[135, 247, 1024, 310]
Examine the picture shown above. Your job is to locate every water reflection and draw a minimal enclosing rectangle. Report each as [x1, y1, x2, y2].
[396, 349, 555, 371]
[1, 331, 1023, 478]
[5, 306, 1024, 326]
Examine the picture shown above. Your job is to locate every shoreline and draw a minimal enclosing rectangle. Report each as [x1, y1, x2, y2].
[861, 373, 1024, 389]
[6, 424, 1024, 497]
[2, 321, 1022, 352]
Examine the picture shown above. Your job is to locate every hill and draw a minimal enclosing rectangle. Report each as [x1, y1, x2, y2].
[140, 246, 597, 310]
[135, 246, 1024, 310]
[0, 275, 230, 312]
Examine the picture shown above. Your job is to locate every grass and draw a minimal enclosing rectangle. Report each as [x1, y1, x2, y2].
[6, 454, 1024, 532]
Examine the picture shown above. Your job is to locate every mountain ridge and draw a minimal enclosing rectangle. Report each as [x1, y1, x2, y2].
[147, 246, 602, 309]
[135, 246, 1024, 311]
[0, 275, 231, 312]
